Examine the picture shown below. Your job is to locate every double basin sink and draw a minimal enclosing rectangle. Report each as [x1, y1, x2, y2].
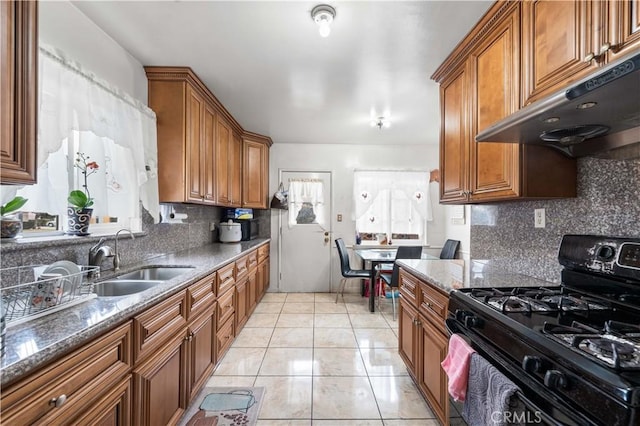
[93, 266, 194, 297]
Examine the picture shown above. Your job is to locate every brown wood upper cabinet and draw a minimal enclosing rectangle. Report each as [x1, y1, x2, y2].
[145, 67, 271, 208]
[242, 133, 270, 209]
[522, 0, 640, 105]
[434, 1, 576, 204]
[1, 0, 37, 185]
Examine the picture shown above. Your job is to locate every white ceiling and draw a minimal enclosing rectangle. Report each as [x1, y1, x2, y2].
[72, 1, 492, 146]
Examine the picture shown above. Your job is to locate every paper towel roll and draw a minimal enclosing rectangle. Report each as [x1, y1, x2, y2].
[169, 213, 188, 220]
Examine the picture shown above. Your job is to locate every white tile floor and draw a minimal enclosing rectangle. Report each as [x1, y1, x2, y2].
[198, 292, 466, 425]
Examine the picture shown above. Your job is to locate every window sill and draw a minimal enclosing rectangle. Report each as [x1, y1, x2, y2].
[0, 230, 147, 253]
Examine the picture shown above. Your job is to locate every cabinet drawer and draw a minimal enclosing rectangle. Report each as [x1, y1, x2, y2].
[216, 316, 235, 360]
[133, 290, 188, 362]
[399, 268, 420, 306]
[0, 322, 132, 425]
[257, 243, 269, 263]
[187, 272, 216, 320]
[216, 287, 235, 328]
[235, 254, 249, 279]
[217, 263, 236, 296]
[419, 281, 448, 332]
[246, 250, 258, 272]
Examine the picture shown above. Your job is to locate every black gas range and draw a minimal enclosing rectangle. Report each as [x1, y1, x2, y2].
[448, 235, 640, 426]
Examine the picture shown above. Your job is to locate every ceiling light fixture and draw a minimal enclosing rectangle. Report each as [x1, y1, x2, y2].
[311, 4, 336, 38]
[371, 116, 391, 130]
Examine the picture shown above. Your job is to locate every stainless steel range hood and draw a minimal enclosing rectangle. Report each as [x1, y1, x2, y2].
[476, 52, 640, 158]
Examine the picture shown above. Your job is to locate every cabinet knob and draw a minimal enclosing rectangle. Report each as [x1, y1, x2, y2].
[583, 52, 595, 63]
[50, 394, 67, 408]
[600, 42, 612, 54]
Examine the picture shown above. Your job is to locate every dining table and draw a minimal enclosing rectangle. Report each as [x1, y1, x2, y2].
[354, 247, 438, 312]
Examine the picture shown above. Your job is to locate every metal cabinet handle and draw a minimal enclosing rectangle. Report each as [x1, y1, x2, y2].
[600, 42, 612, 54]
[584, 52, 595, 63]
[50, 394, 67, 408]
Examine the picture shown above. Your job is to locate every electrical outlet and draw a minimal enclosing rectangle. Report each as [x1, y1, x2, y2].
[337, 214, 343, 222]
[534, 208, 546, 228]
[209, 222, 216, 231]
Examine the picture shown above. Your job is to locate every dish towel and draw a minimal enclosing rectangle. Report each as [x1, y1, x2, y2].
[440, 334, 476, 401]
[462, 353, 522, 426]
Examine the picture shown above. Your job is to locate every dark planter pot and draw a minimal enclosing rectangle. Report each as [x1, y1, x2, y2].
[66, 207, 93, 236]
[1, 214, 22, 239]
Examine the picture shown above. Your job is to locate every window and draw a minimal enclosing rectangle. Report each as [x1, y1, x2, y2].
[353, 171, 432, 245]
[15, 130, 140, 235]
[0, 44, 159, 237]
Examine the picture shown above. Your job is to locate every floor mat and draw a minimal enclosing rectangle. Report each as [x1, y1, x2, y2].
[180, 387, 265, 426]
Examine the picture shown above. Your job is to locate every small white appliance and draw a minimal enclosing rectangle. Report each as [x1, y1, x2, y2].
[219, 219, 242, 243]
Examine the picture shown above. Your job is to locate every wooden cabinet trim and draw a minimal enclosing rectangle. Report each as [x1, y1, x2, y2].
[217, 262, 236, 296]
[216, 316, 235, 360]
[133, 291, 188, 363]
[186, 272, 216, 320]
[216, 287, 235, 327]
[1, 0, 37, 184]
[187, 306, 216, 401]
[68, 375, 132, 426]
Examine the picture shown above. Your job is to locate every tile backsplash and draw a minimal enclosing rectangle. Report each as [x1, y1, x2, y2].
[0, 204, 271, 272]
[470, 157, 640, 283]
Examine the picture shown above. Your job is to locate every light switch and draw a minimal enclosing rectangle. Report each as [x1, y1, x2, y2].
[337, 214, 343, 222]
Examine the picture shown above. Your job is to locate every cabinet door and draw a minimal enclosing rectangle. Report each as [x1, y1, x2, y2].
[229, 132, 243, 207]
[439, 63, 469, 203]
[522, 0, 598, 105]
[247, 268, 258, 316]
[216, 116, 231, 205]
[0, 0, 37, 184]
[419, 317, 449, 425]
[258, 258, 270, 300]
[186, 86, 205, 202]
[470, 6, 521, 201]
[398, 299, 419, 380]
[607, 0, 640, 60]
[202, 104, 217, 204]
[187, 306, 216, 401]
[133, 331, 188, 426]
[242, 139, 268, 208]
[235, 278, 248, 332]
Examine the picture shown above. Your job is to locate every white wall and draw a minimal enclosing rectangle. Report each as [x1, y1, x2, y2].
[39, 1, 148, 102]
[268, 143, 467, 292]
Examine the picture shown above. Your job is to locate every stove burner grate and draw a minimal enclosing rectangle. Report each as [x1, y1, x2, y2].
[587, 338, 636, 360]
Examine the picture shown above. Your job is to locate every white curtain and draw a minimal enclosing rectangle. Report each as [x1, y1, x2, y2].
[353, 171, 432, 222]
[287, 180, 325, 227]
[30, 44, 159, 223]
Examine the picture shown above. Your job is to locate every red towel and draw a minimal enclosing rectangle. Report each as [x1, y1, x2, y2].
[441, 334, 476, 401]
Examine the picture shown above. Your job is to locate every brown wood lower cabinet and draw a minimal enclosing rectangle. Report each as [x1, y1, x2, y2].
[188, 304, 217, 401]
[235, 277, 248, 332]
[398, 269, 450, 425]
[0, 322, 132, 425]
[0, 244, 270, 426]
[133, 330, 188, 426]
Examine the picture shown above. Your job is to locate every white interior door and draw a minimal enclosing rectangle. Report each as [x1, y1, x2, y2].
[279, 171, 332, 293]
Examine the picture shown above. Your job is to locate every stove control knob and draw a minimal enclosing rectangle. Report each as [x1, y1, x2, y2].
[597, 245, 615, 261]
[522, 355, 545, 373]
[464, 315, 483, 329]
[543, 370, 568, 389]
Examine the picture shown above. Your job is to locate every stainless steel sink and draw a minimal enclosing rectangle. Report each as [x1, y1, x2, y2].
[93, 280, 164, 297]
[114, 266, 194, 281]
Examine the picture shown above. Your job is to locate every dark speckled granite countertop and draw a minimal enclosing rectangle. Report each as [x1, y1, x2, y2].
[396, 259, 554, 294]
[1, 239, 269, 386]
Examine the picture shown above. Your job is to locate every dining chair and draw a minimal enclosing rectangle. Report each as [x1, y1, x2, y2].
[334, 238, 370, 303]
[378, 246, 422, 320]
[440, 239, 460, 259]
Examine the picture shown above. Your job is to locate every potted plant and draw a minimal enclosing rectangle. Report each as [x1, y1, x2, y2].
[67, 152, 99, 235]
[1, 196, 28, 239]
